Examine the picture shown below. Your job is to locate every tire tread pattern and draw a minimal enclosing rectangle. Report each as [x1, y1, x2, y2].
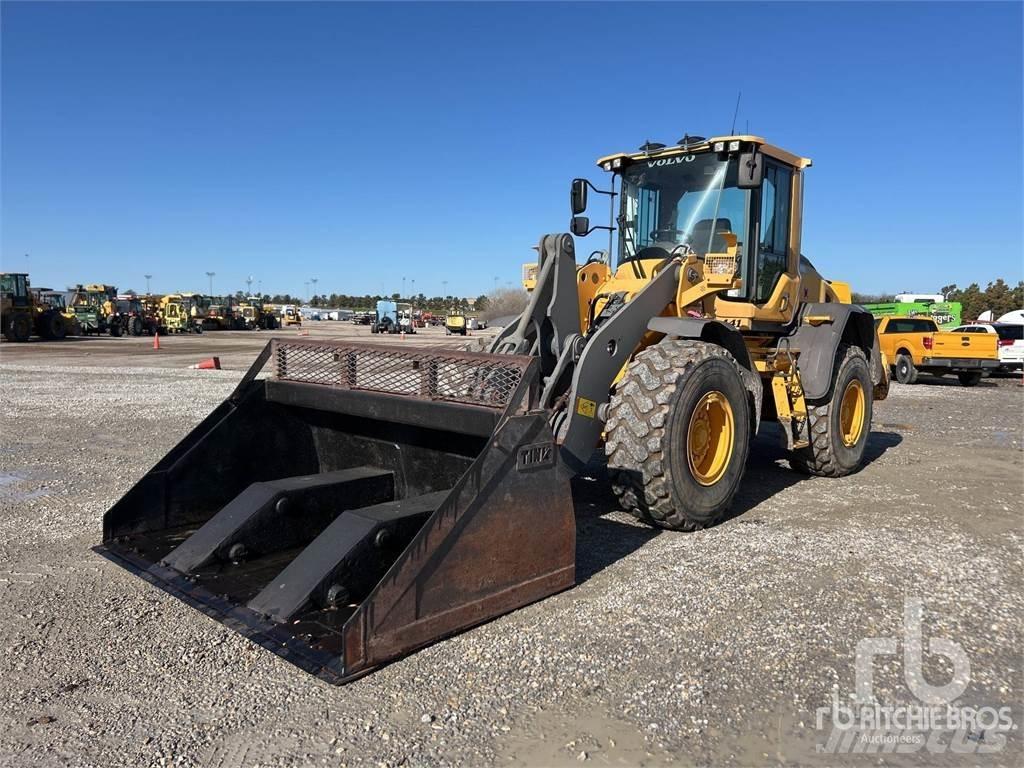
[791, 344, 867, 477]
[605, 340, 747, 531]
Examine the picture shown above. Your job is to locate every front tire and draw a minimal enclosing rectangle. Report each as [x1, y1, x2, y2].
[606, 340, 751, 531]
[792, 344, 872, 477]
[8, 314, 32, 342]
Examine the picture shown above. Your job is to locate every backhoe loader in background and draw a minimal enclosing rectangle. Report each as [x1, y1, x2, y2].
[99, 134, 887, 683]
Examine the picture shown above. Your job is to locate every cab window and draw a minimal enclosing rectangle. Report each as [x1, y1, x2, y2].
[756, 163, 792, 303]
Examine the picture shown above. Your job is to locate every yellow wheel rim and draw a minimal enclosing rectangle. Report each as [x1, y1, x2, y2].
[840, 379, 866, 447]
[686, 391, 735, 486]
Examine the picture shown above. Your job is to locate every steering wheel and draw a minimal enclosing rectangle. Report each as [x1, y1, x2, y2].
[650, 228, 688, 243]
[670, 243, 694, 258]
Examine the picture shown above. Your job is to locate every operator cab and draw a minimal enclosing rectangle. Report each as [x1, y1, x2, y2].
[572, 135, 812, 310]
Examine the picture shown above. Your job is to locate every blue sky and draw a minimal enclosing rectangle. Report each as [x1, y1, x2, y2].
[2, 1, 1021, 299]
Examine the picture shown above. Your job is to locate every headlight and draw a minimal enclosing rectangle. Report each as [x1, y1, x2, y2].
[729, 140, 741, 152]
[612, 157, 623, 169]
[713, 141, 725, 152]
[602, 161, 612, 171]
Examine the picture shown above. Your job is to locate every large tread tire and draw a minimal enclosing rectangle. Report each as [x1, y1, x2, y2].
[47, 313, 66, 340]
[10, 314, 32, 342]
[792, 344, 872, 478]
[606, 340, 752, 531]
[893, 353, 917, 385]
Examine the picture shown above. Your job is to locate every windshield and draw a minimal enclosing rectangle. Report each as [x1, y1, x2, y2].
[618, 154, 750, 266]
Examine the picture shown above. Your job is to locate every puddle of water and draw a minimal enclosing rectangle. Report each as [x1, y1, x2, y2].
[0, 471, 28, 486]
[0, 470, 54, 501]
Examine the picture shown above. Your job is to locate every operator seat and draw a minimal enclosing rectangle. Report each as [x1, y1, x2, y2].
[689, 218, 733, 256]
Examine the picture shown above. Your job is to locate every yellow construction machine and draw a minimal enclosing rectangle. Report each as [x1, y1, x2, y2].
[2, 273, 74, 341]
[99, 134, 887, 683]
[445, 308, 467, 336]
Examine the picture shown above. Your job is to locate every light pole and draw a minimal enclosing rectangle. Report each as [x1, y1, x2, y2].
[442, 280, 448, 299]
[246, 275, 253, 296]
[304, 281, 310, 303]
[311, 277, 318, 306]
[206, 271, 215, 295]
[493, 276, 499, 292]
[410, 279, 415, 301]
[258, 279, 262, 298]
[145, 274, 153, 294]
[402, 276, 406, 300]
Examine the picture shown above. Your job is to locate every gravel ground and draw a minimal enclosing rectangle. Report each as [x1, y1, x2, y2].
[0, 338, 1021, 767]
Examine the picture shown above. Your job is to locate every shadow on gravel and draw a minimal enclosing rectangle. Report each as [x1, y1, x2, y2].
[570, 427, 904, 582]
[910, 374, 1001, 388]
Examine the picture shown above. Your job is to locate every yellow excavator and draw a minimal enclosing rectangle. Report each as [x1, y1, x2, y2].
[100, 134, 887, 683]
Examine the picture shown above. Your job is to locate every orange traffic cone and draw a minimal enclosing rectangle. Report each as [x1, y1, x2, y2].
[189, 357, 221, 370]
[153, 331, 160, 350]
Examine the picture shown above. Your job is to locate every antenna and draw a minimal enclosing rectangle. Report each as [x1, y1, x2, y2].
[729, 91, 742, 135]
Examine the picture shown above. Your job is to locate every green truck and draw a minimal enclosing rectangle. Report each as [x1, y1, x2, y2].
[862, 301, 962, 330]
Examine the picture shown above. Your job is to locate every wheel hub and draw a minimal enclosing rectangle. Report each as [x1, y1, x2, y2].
[839, 379, 865, 447]
[686, 391, 735, 487]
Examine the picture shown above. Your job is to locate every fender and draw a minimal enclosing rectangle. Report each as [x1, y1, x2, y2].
[647, 317, 755, 373]
[646, 316, 763, 432]
[789, 303, 876, 401]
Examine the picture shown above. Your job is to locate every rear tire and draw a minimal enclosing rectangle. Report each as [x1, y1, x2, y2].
[110, 323, 122, 337]
[792, 345, 872, 477]
[606, 340, 751, 531]
[129, 317, 144, 336]
[957, 371, 983, 387]
[893, 353, 917, 385]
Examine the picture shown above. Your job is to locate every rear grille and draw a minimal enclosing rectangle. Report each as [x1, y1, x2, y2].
[271, 340, 535, 411]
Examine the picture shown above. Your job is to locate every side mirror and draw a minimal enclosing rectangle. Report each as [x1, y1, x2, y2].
[570, 216, 591, 236]
[570, 178, 588, 215]
[737, 151, 764, 189]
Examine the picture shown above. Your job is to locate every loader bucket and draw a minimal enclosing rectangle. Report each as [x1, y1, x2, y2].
[97, 339, 575, 684]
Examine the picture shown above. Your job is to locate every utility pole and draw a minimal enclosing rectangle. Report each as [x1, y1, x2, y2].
[206, 271, 215, 295]
[493, 275, 499, 292]
[145, 274, 153, 294]
[443, 280, 448, 299]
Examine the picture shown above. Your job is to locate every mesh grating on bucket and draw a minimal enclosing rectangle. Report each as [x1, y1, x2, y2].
[271, 340, 534, 410]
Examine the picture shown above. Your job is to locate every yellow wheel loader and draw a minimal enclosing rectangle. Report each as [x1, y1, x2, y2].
[98, 134, 887, 683]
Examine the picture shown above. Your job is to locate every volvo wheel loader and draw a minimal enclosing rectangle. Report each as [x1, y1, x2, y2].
[98, 134, 888, 683]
